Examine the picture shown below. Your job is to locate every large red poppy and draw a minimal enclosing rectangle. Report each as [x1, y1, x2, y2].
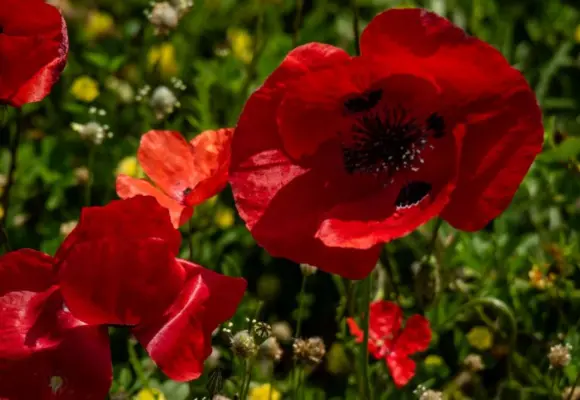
[0, 197, 246, 398]
[228, 8, 543, 279]
[0, 0, 69, 107]
[347, 301, 431, 388]
[116, 129, 234, 228]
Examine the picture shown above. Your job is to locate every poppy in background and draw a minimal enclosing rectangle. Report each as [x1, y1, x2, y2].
[0, 0, 69, 107]
[116, 129, 234, 228]
[229, 8, 543, 279]
[0, 196, 247, 398]
[347, 301, 431, 388]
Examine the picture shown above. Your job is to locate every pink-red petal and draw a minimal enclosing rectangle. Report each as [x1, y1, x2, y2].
[386, 352, 416, 388]
[57, 238, 185, 326]
[0, 249, 55, 296]
[116, 175, 193, 228]
[133, 260, 246, 381]
[138, 130, 198, 203]
[55, 196, 181, 264]
[394, 314, 432, 356]
[186, 128, 234, 207]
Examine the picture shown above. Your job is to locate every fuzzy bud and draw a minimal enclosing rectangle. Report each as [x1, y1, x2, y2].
[260, 337, 283, 362]
[231, 330, 257, 359]
[149, 85, 179, 120]
[548, 343, 572, 369]
[271, 321, 293, 342]
[463, 353, 484, 372]
[149, 2, 179, 35]
[293, 337, 326, 365]
[420, 390, 443, 400]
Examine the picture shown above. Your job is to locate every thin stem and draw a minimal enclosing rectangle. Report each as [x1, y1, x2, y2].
[239, 359, 253, 400]
[566, 372, 580, 400]
[292, 0, 304, 47]
[360, 274, 372, 400]
[380, 246, 400, 302]
[127, 338, 149, 389]
[425, 217, 443, 260]
[351, 0, 361, 56]
[292, 274, 309, 398]
[84, 145, 96, 206]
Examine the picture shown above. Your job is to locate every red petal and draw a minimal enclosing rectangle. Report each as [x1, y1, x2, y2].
[116, 175, 193, 228]
[346, 317, 363, 342]
[394, 315, 432, 356]
[55, 196, 181, 263]
[230, 43, 380, 279]
[138, 130, 198, 203]
[58, 238, 186, 326]
[369, 301, 403, 341]
[0, 249, 54, 296]
[386, 352, 416, 388]
[361, 8, 543, 230]
[186, 128, 234, 206]
[0, 0, 68, 106]
[133, 260, 246, 381]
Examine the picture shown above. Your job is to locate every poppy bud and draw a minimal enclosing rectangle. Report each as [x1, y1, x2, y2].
[230, 330, 257, 359]
[206, 367, 224, 397]
[252, 322, 272, 342]
[548, 343, 572, 369]
[293, 337, 326, 365]
[413, 261, 440, 310]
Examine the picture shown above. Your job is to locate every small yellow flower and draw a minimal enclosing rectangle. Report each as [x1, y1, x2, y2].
[0, 206, 4, 221]
[71, 76, 100, 102]
[215, 207, 234, 229]
[135, 388, 166, 400]
[575, 25, 580, 43]
[467, 326, 493, 351]
[227, 28, 253, 64]
[85, 10, 114, 40]
[249, 384, 281, 400]
[116, 156, 143, 178]
[528, 264, 555, 290]
[148, 43, 179, 79]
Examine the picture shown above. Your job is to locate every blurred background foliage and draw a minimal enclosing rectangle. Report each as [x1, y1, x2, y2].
[2, 0, 580, 399]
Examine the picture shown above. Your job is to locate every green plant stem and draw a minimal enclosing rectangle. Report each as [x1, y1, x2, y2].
[351, 0, 361, 56]
[0, 110, 21, 250]
[566, 372, 580, 400]
[127, 338, 149, 390]
[292, 274, 308, 398]
[360, 274, 372, 400]
[380, 246, 400, 302]
[292, 0, 304, 47]
[239, 359, 253, 400]
[84, 145, 96, 206]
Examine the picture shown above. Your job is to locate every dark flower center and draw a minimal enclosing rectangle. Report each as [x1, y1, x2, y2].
[396, 181, 432, 208]
[341, 90, 445, 178]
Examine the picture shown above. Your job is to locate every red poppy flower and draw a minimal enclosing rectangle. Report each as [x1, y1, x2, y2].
[0, 196, 247, 398]
[0, 0, 69, 107]
[228, 8, 543, 279]
[116, 128, 234, 228]
[0, 249, 112, 400]
[347, 301, 431, 387]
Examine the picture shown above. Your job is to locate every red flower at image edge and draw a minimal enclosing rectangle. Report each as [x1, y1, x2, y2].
[0, 197, 246, 399]
[0, 0, 69, 107]
[347, 301, 431, 387]
[117, 129, 234, 228]
[228, 8, 544, 279]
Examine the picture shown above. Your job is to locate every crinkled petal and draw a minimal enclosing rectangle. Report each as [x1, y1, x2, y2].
[0, 249, 54, 296]
[138, 130, 198, 203]
[386, 352, 416, 388]
[133, 260, 246, 381]
[0, 0, 68, 106]
[116, 175, 193, 228]
[55, 196, 181, 263]
[361, 8, 543, 230]
[394, 314, 432, 356]
[186, 128, 234, 206]
[58, 238, 186, 326]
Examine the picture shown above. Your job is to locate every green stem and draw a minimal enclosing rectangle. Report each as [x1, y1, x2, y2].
[293, 274, 308, 398]
[127, 338, 149, 390]
[84, 145, 96, 206]
[360, 275, 372, 400]
[380, 246, 400, 302]
[239, 359, 253, 400]
[350, 0, 361, 56]
[292, 0, 304, 47]
[566, 372, 580, 400]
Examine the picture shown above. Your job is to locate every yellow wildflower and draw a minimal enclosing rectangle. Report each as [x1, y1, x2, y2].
[528, 264, 555, 290]
[215, 207, 234, 229]
[228, 28, 253, 64]
[249, 384, 281, 400]
[148, 43, 179, 79]
[71, 76, 100, 102]
[575, 26, 580, 43]
[85, 10, 114, 40]
[467, 326, 493, 351]
[116, 156, 143, 178]
[134, 388, 166, 400]
[0, 206, 4, 221]
[424, 354, 444, 368]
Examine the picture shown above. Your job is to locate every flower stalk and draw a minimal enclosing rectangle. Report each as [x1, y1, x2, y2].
[360, 274, 372, 400]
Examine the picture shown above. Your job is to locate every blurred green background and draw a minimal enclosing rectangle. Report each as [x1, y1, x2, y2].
[2, 0, 580, 398]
